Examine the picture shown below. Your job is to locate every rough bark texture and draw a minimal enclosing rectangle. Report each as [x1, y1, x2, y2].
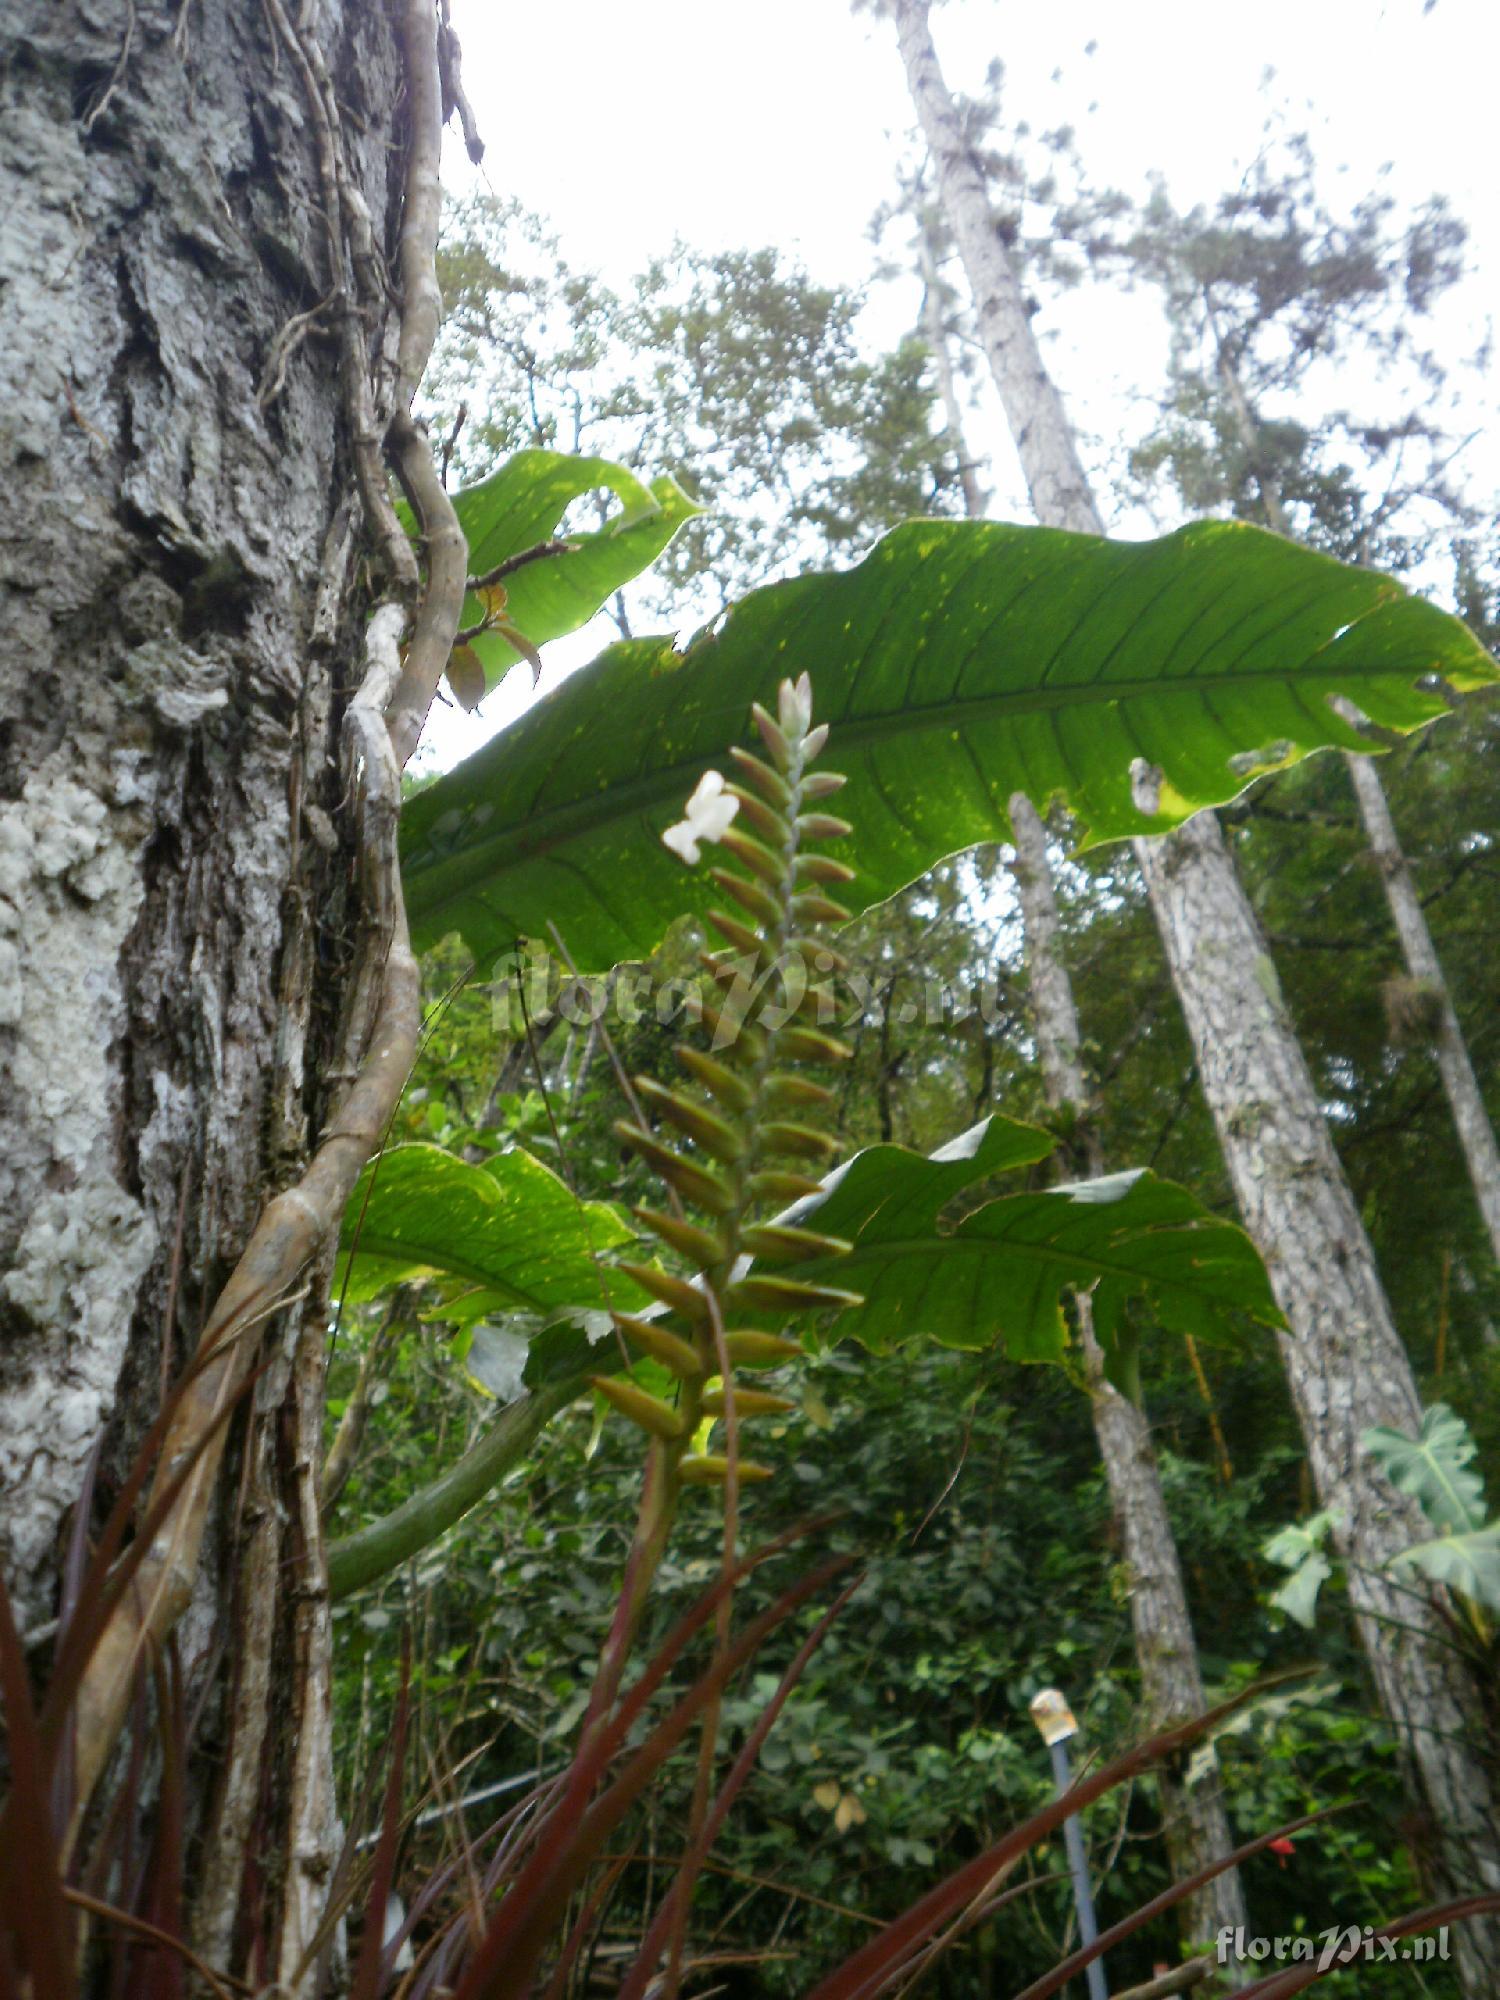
[1212, 326, 1500, 1269]
[0, 0, 405, 1972]
[892, 0, 1500, 1979]
[1011, 797, 1248, 1963]
[917, 223, 986, 518]
[911, 197, 1247, 1947]
[1133, 811, 1500, 1955]
[1341, 748, 1500, 1262]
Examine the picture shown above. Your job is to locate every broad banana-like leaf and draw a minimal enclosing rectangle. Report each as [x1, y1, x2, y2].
[1264, 1512, 1342, 1628]
[1363, 1403, 1488, 1534]
[336, 1143, 644, 1321]
[522, 1114, 1054, 1392]
[401, 518, 1497, 969]
[444, 449, 699, 690]
[771, 1116, 1284, 1392]
[1391, 1526, 1500, 1613]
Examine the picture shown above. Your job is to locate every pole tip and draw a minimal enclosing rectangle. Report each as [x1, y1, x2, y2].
[1028, 1687, 1077, 1745]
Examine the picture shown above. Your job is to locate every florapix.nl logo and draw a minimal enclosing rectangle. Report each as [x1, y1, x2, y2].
[1216, 1925, 1450, 1972]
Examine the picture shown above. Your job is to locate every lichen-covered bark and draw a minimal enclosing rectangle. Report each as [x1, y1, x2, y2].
[907, 186, 1248, 1942]
[1011, 797, 1248, 1964]
[0, 0, 404, 1969]
[1342, 747, 1500, 1263]
[1213, 333, 1500, 1270]
[892, 0, 1500, 1980]
[1134, 812, 1500, 1937]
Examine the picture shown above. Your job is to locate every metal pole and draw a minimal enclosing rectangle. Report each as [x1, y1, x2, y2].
[1031, 1688, 1109, 2000]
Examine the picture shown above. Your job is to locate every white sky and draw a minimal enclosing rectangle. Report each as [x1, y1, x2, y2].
[427, 0, 1495, 769]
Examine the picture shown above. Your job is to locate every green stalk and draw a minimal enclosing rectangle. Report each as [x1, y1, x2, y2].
[326, 1378, 575, 1600]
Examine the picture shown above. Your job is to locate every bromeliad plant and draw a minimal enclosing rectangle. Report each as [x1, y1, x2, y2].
[596, 671, 865, 1620]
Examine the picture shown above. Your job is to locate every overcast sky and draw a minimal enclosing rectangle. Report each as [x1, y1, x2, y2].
[428, 0, 1495, 766]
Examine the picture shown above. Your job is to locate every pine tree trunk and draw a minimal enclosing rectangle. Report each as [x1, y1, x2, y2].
[1210, 318, 1500, 1270]
[1341, 749, 1500, 1261]
[0, 1, 451, 1980]
[891, 0, 1500, 1978]
[917, 222, 987, 517]
[1011, 799, 1249, 1963]
[913, 222, 1247, 1947]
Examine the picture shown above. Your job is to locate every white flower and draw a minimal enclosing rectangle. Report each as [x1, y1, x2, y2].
[662, 769, 739, 865]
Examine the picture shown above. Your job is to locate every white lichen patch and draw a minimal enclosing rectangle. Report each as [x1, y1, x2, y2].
[0, 765, 156, 1622]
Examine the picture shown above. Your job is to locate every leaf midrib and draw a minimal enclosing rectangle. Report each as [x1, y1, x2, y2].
[804, 1228, 1272, 1304]
[345, 1233, 592, 1312]
[404, 656, 1419, 912]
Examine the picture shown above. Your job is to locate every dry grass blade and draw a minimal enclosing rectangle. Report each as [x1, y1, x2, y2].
[613, 1577, 861, 2000]
[1007, 1807, 1340, 2000]
[448, 1551, 852, 2000]
[349, 1648, 412, 2000]
[0, 1568, 73, 1997]
[802, 1681, 1297, 2000]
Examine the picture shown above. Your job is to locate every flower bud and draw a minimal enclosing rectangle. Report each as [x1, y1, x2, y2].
[633, 1078, 744, 1162]
[679, 1454, 774, 1485]
[724, 1276, 864, 1316]
[791, 891, 853, 925]
[723, 783, 790, 843]
[724, 1330, 805, 1367]
[590, 1375, 687, 1440]
[612, 1314, 705, 1378]
[795, 854, 856, 887]
[800, 770, 847, 800]
[708, 866, 782, 930]
[763, 1073, 837, 1111]
[617, 1260, 713, 1323]
[614, 1124, 736, 1214]
[720, 827, 785, 885]
[728, 744, 792, 806]
[776, 1027, 853, 1065]
[700, 1387, 797, 1418]
[778, 671, 814, 738]
[762, 1121, 841, 1161]
[747, 1168, 824, 1203]
[751, 701, 792, 769]
[675, 1046, 755, 1111]
[634, 1206, 727, 1270]
[740, 1222, 853, 1264]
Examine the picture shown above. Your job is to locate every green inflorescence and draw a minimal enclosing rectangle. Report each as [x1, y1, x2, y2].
[595, 673, 865, 1492]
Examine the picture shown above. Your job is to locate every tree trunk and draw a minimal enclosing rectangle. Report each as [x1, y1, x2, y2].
[916, 220, 987, 517]
[890, 0, 1500, 1980]
[1209, 314, 1500, 1270]
[915, 227, 1247, 1948]
[1011, 798, 1248, 1962]
[1342, 747, 1500, 1262]
[0, 1, 453, 1981]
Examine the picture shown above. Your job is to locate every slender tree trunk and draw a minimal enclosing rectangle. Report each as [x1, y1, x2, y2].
[1, 1, 462, 1981]
[1011, 799, 1249, 1963]
[1342, 747, 1500, 1262]
[891, 0, 1500, 1979]
[914, 226, 1247, 1947]
[1210, 314, 1500, 1268]
[917, 220, 987, 517]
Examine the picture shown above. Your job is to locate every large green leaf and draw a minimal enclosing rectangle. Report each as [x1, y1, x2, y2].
[401, 518, 1497, 968]
[771, 1117, 1284, 1389]
[1391, 1526, 1500, 1614]
[336, 1143, 643, 1321]
[446, 449, 699, 689]
[520, 1114, 1052, 1393]
[1264, 1511, 1341, 1628]
[1363, 1404, 1488, 1534]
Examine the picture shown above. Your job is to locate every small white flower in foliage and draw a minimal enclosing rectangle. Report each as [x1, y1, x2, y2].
[662, 769, 739, 865]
